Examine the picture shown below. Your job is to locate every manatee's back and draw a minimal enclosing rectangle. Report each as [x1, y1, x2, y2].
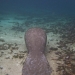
[22, 54, 51, 75]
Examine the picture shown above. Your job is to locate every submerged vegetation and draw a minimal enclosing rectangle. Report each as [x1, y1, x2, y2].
[50, 20, 75, 44]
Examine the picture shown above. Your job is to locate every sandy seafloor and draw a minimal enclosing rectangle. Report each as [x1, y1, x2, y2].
[0, 13, 75, 75]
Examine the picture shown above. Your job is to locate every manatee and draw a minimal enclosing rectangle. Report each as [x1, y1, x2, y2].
[22, 28, 52, 75]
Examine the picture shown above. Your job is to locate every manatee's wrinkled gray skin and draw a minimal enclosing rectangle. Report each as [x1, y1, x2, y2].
[22, 28, 52, 75]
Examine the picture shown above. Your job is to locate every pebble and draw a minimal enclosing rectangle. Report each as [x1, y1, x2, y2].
[5, 56, 10, 59]
[0, 52, 2, 57]
[0, 66, 3, 69]
[6, 74, 9, 75]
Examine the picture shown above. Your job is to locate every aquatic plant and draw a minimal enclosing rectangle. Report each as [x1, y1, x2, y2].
[11, 22, 25, 32]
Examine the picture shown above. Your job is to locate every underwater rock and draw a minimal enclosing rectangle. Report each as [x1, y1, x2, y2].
[0, 52, 2, 57]
[0, 44, 8, 50]
[13, 53, 18, 58]
[13, 53, 24, 59]
[0, 38, 5, 42]
[10, 46, 18, 50]
[0, 66, 3, 69]
[22, 28, 52, 75]
[18, 53, 24, 59]
[6, 74, 9, 75]
[19, 51, 27, 53]
[49, 47, 58, 50]
[5, 56, 10, 59]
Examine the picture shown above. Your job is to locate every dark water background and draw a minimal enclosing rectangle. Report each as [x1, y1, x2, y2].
[0, 0, 75, 16]
[0, 0, 75, 40]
